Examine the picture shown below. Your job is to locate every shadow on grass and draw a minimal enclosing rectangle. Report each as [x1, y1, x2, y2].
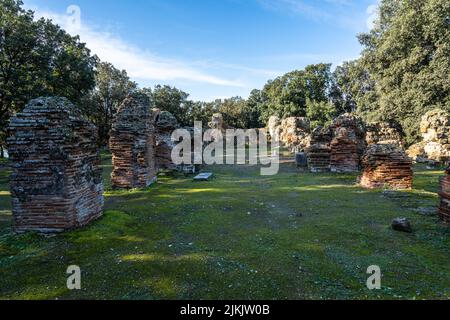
[0, 160, 449, 299]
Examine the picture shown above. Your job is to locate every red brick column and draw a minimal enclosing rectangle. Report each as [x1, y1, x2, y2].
[7, 97, 104, 233]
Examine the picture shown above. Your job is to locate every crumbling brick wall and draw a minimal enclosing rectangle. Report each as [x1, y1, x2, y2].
[330, 114, 366, 173]
[110, 93, 158, 189]
[360, 144, 413, 190]
[439, 167, 450, 223]
[7, 97, 104, 233]
[279, 117, 311, 152]
[365, 121, 405, 148]
[306, 126, 332, 172]
[154, 110, 179, 171]
[266, 116, 311, 152]
[407, 109, 450, 163]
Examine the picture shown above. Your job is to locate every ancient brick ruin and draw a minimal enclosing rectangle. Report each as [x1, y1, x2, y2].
[407, 109, 450, 163]
[154, 110, 179, 171]
[306, 126, 332, 172]
[7, 97, 104, 233]
[267, 116, 282, 141]
[438, 167, 450, 223]
[208, 113, 226, 131]
[110, 94, 158, 189]
[279, 117, 311, 152]
[266, 116, 311, 152]
[360, 144, 413, 190]
[366, 121, 405, 148]
[329, 114, 366, 173]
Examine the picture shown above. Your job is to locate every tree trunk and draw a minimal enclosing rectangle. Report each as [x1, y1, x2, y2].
[0, 145, 4, 159]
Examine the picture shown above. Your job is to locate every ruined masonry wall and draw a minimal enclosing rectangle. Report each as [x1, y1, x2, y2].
[110, 94, 158, 189]
[7, 97, 104, 233]
[439, 168, 450, 223]
[360, 144, 413, 190]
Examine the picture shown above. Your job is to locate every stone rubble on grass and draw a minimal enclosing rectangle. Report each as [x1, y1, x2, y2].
[407, 109, 450, 164]
[7, 97, 104, 233]
[194, 172, 213, 181]
[391, 218, 413, 233]
[110, 93, 158, 189]
[360, 144, 413, 190]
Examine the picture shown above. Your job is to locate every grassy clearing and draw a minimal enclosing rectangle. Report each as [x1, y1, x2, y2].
[0, 153, 449, 300]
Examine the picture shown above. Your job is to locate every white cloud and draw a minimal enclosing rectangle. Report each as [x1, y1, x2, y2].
[26, 4, 245, 88]
[366, 1, 380, 30]
[256, 0, 377, 31]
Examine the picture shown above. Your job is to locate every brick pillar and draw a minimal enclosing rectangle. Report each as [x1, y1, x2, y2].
[110, 93, 158, 189]
[7, 97, 104, 233]
[439, 168, 450, 223]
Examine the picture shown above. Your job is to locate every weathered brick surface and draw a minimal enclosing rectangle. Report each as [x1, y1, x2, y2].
[110, 93, 158, 189]
[365, 121, 405, 147]
[438, 168, 450, 223]
[279, 117, 311, 152]
[407, 109, 450, 163]
[360, 144, 413, 190]
[306, 126, 332, 172]
[330, 114, 366, 173]
[266, 116, 310, 152]
[7, 97, 104, 233]
[154, 110, 179, 171]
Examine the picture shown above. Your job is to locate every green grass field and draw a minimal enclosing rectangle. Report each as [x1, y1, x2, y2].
[0, 153, 449, 300]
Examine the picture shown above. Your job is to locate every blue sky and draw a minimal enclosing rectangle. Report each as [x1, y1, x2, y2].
[23, 0, 379, 101]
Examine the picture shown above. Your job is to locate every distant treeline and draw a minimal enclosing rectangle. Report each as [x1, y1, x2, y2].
[1, 0, 449, 154]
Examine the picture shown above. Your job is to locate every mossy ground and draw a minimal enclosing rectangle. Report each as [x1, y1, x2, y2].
[0, 152, 449, 300]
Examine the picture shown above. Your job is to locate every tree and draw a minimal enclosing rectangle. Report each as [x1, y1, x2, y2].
[185, 100, 216, 126]
[303, 63, 333, 103]
[331, 60, 379, 117]
[0, 0, 96, 155]
[258, 64, 334, 125]
[151, 85, 191, 126]
[259, 70, 307, 123]
[358, 0, 450, 144]
[244, 89, 264, 128]
[82, 62, 136, 146]
[306, 99, 337, 129]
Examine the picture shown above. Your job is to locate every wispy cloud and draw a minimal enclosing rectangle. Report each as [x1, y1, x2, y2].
[26, 4, 246, 88]
[256, 0, 331, 20]
[366, 1, 380, 29]
[255, 0, 374, 31]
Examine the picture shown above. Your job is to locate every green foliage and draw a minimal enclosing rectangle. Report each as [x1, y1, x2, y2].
[244, 89, 265, 128]
[214, 97, 247, 128]
[81, 62, 137, 146]
[2, 0, 449, 149]
[357, 0, 450, 144]
[150, 85, 191, 126]
[0, 155, 449, 299]
[331, 60, 379, 121]
[306, 99, 338, 129]
[0, 0, 96, 147]
[259, 64, 334, 125]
